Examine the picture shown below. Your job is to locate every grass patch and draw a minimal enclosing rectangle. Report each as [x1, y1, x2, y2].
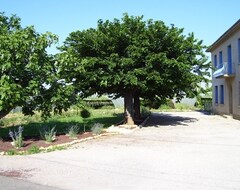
[152, 103, 197, 112]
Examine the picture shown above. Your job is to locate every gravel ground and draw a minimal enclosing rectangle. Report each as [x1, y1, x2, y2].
[0, 111, 240, 190]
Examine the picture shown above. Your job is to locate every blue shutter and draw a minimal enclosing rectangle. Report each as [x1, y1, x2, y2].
[228, 45, 232, 74]
[215, 86, 218, 104]
[220, 85, 224, 104]
[238, 39, 240, 63]
[214, 55, 217, 68]
[219, 51, 223, 68]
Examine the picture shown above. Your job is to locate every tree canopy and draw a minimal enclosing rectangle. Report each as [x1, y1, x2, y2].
[59, 14, 210, 125]
[0, 13, 75, 119]
[0, 13, 210, 123]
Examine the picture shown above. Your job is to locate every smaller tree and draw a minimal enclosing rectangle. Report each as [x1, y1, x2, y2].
[0, 13, 75, 119]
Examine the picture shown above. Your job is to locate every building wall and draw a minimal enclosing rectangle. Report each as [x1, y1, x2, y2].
[212, 30, 240, 117]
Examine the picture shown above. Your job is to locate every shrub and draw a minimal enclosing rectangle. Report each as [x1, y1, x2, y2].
[80, 109, 91, 118]
[141, 106, 151, 117]
[39, 126, 56, 143]
[0, 120, 4, 126]
[9, 126, 24, 148]
[27, 145, 41, 154]
[66, 125, 80, 139]
[91, 123, 103, 135]
[166, 99, 175, 109]
[7, 149, 17, 155]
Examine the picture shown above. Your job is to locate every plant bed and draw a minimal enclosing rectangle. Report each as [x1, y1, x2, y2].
[0, 132, 109, 155]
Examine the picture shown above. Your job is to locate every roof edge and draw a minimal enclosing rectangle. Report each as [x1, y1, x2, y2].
[206, 19, 240, 52]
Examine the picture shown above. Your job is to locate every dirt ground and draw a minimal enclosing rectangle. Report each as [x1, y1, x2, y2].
[0, 132, 94, 152]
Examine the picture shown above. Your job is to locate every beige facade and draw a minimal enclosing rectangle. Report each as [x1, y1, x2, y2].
[207, 19, 240, 119]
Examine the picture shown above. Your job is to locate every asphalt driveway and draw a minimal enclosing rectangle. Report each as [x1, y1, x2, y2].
[0, 111, 240, 190]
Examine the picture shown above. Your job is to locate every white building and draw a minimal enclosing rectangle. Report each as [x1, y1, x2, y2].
[207, 19, 240, 119]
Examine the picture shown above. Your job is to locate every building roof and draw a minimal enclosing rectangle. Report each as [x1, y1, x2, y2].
[206, 19, 240, 52]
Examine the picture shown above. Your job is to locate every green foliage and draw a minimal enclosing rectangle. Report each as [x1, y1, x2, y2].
[0, 119, 4, 126]
[157, 103, 195, 112]
[44, 145, 66, 152]
[27, 145, 41, 154]
[175, 103, 195, 111]
[166, 100, 175, 109]
[84, 99, 114, 109]
[9, 126, 24, 148]
[80, 109, 91, 118]
[58, 13, 210, 124]
[0, 13, 76, 119]
[91, 123, 103, 135]
[39, 126, 56, 143]
[66, 125, 80, 139]
[141, 106, 151, 117]
[0, 107, 123, 138]
[6, 149, 17, 155]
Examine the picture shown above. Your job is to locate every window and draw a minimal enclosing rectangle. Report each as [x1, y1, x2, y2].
[219, 51, 223, 68]
[214, 55, 217, 68]
[238, 39, 240, 63]
[220, 85, 224, 104]
[215, 86, 218, 104]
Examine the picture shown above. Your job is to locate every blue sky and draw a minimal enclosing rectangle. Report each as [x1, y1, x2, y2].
[1, 0, 239, 55]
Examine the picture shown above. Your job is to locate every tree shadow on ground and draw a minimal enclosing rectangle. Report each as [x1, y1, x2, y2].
[144, 112, 198, 127]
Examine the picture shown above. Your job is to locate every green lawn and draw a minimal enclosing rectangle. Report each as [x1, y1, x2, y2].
[0, 107, 124, 138]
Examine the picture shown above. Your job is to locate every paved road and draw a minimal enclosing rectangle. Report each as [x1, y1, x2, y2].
[0, 175, 60, 190]
[1, 111, 240, 190]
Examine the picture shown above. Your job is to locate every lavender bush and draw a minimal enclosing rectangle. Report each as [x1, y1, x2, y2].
[91, 123, 103, 135]
[9, 126, 24, 148]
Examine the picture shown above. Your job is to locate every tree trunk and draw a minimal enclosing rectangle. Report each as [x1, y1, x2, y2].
[0, 109, 11, 120]
[134, 93, 141, 120]
[124, 90, 135, 125]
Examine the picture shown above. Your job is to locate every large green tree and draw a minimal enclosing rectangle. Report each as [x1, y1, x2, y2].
[0, 13, 75, 119]
[59, 14, 210, 125]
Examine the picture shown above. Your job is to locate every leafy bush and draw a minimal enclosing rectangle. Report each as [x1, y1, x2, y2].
[141, 106, 151, 117]
[0, 120, 4, 126]
[91, 123, 103, 135]
[27, 145, 41, 154]
[166, 99, 175, 109]
[9, 126, 24, 148]
[80, 109, 91, 118]
[66, 125, 80, 139]
[39, 126, 56, 143]
[7, 149, 17, 155]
